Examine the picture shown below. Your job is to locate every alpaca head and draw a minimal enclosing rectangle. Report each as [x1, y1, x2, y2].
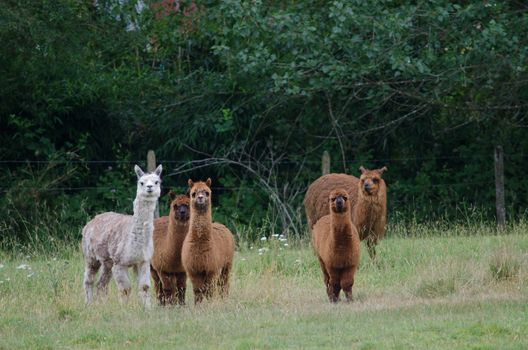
[188, 178, 212, 212]
[329, 188, 350, 214]
[134, 164, 162, 201]
[358, 166, 387, 197]
[168, 190, 190, 221]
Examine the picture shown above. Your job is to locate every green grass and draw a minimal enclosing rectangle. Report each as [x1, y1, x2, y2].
[0, 225, 527, 349]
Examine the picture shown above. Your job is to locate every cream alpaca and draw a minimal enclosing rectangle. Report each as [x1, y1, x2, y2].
[81, 164, 162, 306]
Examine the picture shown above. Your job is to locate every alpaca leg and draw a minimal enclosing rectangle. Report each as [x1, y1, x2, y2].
[202, 273, 215, 300]
[318, 258, 331, 299]
[96, 260, 113, 300]
[175, 272, 187, 305]
[137, 261, 152, 308]
[190, 273, 206, 304]
[328, 269, 341, 303]
[366, 237, 377, 260]
[217, 265, 231, 298]
[341, 266, 356, 302]
[112, 264, 131, 303]
[151, 267, 164, 305]
[160, 273, 174, 305]
[83, 261, 100, 305]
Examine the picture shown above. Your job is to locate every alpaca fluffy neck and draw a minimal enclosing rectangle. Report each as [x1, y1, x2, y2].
[129, 196, 157, 248]
[189, 206, 213, 241]
[330, 211, 354, 246]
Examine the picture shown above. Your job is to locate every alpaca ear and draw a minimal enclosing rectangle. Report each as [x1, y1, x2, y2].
[359, 166, 367, 174]
[134, 165, 145, 179]
[185, 187, 191, 197]
[206, 178, 212, 188]
[154, 164, 162, 176]
[168, 190, 176, 201]
[378, 166, 388, 175]
[188, 179, 194, 188]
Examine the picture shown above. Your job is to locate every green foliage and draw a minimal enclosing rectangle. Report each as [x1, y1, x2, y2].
[1, 0, 528, 245]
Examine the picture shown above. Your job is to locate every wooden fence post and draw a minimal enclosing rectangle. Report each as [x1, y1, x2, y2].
[147, 150, 160, 218]
[322, 151, 330, 175]
[494, 145, 505, 230]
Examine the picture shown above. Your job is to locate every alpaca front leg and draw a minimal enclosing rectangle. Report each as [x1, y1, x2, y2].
[112, 264, 132, 303]
[340, 266, 356, 302]
[137, 262, 152, 308]
[175, 272, 187, 305]
[328, 269, 341, 303]
[83, 262, 100, 305]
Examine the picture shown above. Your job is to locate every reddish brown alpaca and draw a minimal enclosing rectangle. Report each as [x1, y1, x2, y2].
[304, 166, 387, 259]
[150, 191, 190, 305]
[312, 188, 360, 303]
[181, 178, 235, 304]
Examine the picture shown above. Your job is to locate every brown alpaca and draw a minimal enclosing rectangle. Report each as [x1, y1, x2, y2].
[181, 178, 235, 304]
[150, 191, 190, 305]
[312, 189, 360, 303]
[353, 166, 387, 259]
[304, 166, 387, 259]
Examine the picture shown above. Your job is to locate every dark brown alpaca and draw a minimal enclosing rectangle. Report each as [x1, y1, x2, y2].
[181, 178, 235, 304]
[150, 191, 190, 305]
[312, 188, 360, 302]
[304, 166, 387, 259]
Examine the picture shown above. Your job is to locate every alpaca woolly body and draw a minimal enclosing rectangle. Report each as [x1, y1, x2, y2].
[181, 178, 235, 304]
[312, 189, 360, 303]
[304, 173, 359, 230]
[82, 164, 162, 306]
[304, 166, 387, 259]
[151, 193, 190, 305]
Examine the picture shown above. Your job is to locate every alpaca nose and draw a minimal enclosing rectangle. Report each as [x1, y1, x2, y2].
[364, 182, 370, 189]
[335, 196, 344, 209]
[146, 184, 153, 192]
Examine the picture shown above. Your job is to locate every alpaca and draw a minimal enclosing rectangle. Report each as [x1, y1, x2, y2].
[312, 188, 360, 303]
[181, 178, 235, 304]
[303, 166, 387, 259]
[81, 164, 162, 306]
[150, 191, 190, 305]
[353, 166, 387, 259]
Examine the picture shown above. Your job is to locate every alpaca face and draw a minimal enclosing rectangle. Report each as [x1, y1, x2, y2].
[188, 178, 212, 212]
[169, 193, 190, 221]
[358, 166, 387, 196]
[329, 189, 349, 213]
[134, 164, 162, 200]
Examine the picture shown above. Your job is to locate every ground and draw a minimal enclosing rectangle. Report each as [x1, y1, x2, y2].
[0, 227, 527, 349]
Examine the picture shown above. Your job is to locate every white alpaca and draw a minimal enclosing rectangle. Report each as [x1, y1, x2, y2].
[81, 164, 162, 306]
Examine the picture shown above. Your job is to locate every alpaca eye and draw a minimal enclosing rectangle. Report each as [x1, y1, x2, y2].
[140, 182, 144, 186]
[155, 181, 159, 185]
[205, 192, 209, 197]
[373, 179, 379, 183]
[192, 193, 196, 198]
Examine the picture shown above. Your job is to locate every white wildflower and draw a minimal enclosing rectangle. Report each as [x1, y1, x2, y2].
[258, 247, 269, 255]
[16, 264, 30, 270]
[27, 273, 34, 278]
[284, 243, 289, 247]
[260, 236, 267, 241]
[0, 264, 4, 269]
[272, 234, 279, 238]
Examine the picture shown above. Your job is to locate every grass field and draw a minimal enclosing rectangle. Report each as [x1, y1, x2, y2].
[0, 224, 527, 349]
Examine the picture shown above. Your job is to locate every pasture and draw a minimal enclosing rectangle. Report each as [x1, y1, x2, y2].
[1, 223, 527, 349]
